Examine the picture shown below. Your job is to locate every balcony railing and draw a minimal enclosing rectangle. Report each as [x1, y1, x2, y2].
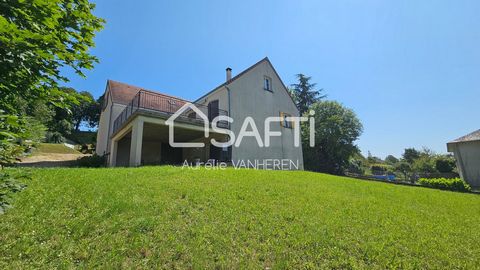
[112, 90, 229, 136]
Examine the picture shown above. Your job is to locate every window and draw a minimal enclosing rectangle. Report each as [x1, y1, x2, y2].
[264, 76, 272, 91]
[208, 100, 219, 122]
[280, 112, 293, 129]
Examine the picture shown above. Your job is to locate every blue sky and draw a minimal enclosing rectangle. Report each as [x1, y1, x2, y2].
[62, 0, 480, 158]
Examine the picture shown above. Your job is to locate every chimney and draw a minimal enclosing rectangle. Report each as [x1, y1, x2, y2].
[226, 67, 232, 81]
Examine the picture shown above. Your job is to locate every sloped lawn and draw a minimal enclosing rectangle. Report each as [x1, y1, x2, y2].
[1, 167, 479, 269]
[34, 143, 80, 154]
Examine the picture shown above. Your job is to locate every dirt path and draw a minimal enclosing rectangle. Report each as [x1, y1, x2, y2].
[18, 153, 89, 167]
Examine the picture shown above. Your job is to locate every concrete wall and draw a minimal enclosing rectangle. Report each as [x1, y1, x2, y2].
[198, 61, 304, 169]
[198, 86, 229, 115]
[450, 141, 480, 188]
[95, 92, 112, 156]
[96, 87, 126, 156]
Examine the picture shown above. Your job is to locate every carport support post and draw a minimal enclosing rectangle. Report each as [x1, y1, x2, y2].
[129, 119, 144, 167]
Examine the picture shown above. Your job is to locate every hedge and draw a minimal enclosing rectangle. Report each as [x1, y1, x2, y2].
[418, 177, 471, 192]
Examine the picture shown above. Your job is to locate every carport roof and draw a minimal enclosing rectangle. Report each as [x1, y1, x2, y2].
[449, 129, 480, 143]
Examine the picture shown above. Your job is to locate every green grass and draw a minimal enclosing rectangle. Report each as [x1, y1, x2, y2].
[1, 167, 479, 269]
[34, 143, 80, 154]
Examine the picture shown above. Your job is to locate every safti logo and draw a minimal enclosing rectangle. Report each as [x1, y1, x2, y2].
[165, 103, 315, 148]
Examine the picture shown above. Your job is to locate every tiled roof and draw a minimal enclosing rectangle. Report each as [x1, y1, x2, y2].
[450, 129, 480, 143]
[107, 80, 188, 105]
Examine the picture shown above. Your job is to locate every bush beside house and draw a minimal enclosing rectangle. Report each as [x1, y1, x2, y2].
[418, 178, 471, 192]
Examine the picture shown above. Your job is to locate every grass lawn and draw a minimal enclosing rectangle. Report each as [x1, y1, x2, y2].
[33, 143, 80, 154]
[1, 167, 479, 269]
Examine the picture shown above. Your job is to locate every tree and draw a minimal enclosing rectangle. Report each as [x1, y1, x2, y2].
[402, 148, 420, 164]
[0, 112, 45, 168]
[367, 152, 383, 164]
[413, 156, 437, 174]
[290, 74, 326, 115]
[0, 0, 103, 165]
[30, 86, 100, 143]
[410, 147, 438, 174]
[385, 155, 399, 165]
[71, 91, 96, 131]
[0, 0, 105, 115]
[302, 101, 363, 174]
[395, 161, 412, 182]
[85, 94, 103, 128]
[435, 155, 456, 173]
[347, 158, 366, 175]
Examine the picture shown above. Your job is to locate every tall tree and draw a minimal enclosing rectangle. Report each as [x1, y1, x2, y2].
[290, 74, 326, 115]
[302, 101, 363, 174]
[0, 0, 105, 114]
[71, 91, 95, 131]
[435, 155, 456, 173]
[86, 94, 103, 128]
[385, 155, 399, 165]
[0, 0, 104, 164]
[402, 148, 420, 164]
[43, 87, 99, 135]
[395, 161, 412, 181]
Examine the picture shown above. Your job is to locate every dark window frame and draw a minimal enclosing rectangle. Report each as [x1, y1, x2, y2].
[280, 112, 293, 129]
[264, 76, 273, 92]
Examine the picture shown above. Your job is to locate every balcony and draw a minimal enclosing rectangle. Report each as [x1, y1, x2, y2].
[112, 90, 229, 136]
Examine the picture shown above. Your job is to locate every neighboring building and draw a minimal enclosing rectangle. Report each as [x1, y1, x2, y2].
[96, 57, 304, 168]
[447, 129, 480, 188]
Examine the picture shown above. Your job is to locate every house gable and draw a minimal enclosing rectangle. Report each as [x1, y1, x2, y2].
[220, 58, 302, 165]
[228, 58, 299, 117]
[194, 57, 298, 114]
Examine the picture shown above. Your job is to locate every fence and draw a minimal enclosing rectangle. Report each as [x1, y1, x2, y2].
[112, 90, 228, 135]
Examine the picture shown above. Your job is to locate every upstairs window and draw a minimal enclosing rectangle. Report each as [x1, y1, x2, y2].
[280, 112, 293, 129]
[264, 76, 272, 91]
[208, 100, 219, 122]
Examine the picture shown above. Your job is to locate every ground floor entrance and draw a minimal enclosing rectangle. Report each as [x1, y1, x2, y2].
[110, 116, 230, 167]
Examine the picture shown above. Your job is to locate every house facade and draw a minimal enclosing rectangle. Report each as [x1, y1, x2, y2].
[447, 129, 480, 188]
[96, 57, 304, 169]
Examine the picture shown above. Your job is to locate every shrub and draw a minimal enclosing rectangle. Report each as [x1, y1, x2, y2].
[435, 156, 456, 173]
[370, 164, 394, 175]
[0, 171, 29, 214]
[347, 158, 365, 174]
[76, 154, 106, 168]
[371, 165, 386, 172]
[45, 131, 65, 143]
[418, 177, 471, 192]
[1, 113, 46, 168]
[80, 144, 89, 153]
[413, 156, 437, 173]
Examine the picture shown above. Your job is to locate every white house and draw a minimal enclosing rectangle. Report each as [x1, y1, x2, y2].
[447, 129, 480, 188]
[96, 57, 304, 169]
